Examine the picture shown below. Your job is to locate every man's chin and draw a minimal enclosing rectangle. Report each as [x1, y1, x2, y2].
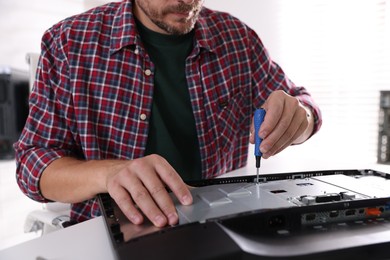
[160, 22, 194, 35]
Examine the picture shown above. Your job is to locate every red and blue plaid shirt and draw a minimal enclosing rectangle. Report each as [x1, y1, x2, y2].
[14, 1, 322, 222]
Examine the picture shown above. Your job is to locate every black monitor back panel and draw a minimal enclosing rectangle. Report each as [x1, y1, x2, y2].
[98, 169, 390, 260]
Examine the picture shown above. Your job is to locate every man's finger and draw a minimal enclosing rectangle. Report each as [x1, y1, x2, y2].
[109, 186, 144, 225]
[128, 177, 169, 227]
[142, 177, 179, 226]
[154, 157, 193, 206]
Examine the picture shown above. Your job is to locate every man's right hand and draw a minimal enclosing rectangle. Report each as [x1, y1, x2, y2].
[105, 154, 193, 227]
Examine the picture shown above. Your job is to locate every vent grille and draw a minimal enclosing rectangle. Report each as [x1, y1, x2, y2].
[0, 79, 7, 103]
[0, 106, 4, 135]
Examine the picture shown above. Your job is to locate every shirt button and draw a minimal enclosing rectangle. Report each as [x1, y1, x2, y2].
[140, 113, 147, 121]
[144, 69, 152, 76]
[134, 48, 139, 55]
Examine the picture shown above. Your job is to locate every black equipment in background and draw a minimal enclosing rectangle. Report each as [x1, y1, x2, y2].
[378, 91, 390, 164]
[0, 67, 29, 159]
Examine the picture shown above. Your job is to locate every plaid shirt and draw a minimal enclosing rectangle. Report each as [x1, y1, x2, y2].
[14, 1, 322, 222]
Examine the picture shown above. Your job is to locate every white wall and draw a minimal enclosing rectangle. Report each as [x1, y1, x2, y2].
[207, 0, 390, 173]
[0, 0, 117, 70]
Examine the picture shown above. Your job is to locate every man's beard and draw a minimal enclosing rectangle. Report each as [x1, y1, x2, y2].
[136, 1, 202, 35]
[152, 14, 198, 35]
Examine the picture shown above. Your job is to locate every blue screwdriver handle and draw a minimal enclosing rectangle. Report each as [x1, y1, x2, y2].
[254, 108, 266, 157]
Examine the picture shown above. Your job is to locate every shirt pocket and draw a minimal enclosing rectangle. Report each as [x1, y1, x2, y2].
[211, 90, 248, 153]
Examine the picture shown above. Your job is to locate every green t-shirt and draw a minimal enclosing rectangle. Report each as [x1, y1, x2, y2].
[136, 20, 201, 181]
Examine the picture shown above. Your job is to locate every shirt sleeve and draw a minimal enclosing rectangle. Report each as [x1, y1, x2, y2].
[248, 28, 322, 136]
[14, 25, 78, 203]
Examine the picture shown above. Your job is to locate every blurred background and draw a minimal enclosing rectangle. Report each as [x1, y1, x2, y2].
[1, 0, 389, 250]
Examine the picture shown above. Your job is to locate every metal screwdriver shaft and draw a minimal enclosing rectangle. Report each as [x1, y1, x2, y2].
[254, 108, 266, 184]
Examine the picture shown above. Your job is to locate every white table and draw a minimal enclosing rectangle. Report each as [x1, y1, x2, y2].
[0, 216, 115, 260]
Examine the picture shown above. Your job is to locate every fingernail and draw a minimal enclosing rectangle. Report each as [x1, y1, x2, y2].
[154, 215, 166, 227]
[259, 131, 267, 139]
[131, 214, 142, 224]
[168, 212, 179, 226]
[260, 144, 269, 154]
[181, 195, 192, 205]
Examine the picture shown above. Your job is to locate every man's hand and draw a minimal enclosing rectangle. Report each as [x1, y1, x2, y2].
[41, 155, 192, 228]
[249, 90, 314, 159]
[105, 154, 193, 227]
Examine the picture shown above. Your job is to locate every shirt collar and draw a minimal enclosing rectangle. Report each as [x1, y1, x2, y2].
[110, 1, 139, 54]
[110, 2, 217, 55]
[194, 9, 217, 53]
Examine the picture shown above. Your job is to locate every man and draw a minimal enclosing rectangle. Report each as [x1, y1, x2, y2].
[14, 0, 322, 228]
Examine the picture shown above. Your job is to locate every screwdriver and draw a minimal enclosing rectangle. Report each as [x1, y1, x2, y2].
[254, 108, 266, 184]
